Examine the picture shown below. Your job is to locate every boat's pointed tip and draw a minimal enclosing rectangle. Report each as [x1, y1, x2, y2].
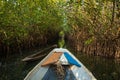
[22, 57, 32, 62]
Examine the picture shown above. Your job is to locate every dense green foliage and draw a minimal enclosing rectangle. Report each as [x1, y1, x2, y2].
[0, 0, 67, 55]
[0, 0, 120, 56]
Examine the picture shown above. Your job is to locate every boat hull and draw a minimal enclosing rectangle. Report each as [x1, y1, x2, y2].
[24, 48, 96, 80]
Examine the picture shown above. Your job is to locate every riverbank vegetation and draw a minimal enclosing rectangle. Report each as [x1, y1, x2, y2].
[0, 0, 120, 58]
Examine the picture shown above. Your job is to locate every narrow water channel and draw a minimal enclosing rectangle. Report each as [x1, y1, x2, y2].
[0, 49, 120, 80]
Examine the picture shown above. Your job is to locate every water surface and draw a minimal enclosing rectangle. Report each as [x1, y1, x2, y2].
[75, 53, 120, 80]
[0, 49, 120, 80]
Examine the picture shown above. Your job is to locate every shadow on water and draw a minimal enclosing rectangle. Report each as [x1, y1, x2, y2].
[0, 49, 120, 80]
[75, 53, 120, 80]
[0, 49, 43, 80]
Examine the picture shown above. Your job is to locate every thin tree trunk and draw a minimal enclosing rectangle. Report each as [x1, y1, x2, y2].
[111, 0, 116, 26]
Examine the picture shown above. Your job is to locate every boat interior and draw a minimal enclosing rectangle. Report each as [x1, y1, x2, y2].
[42, 64, 76, 80]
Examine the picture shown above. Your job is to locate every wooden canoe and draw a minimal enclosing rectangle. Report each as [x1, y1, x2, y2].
[24, 48, 96, 80]
[22, 45, 57, 62]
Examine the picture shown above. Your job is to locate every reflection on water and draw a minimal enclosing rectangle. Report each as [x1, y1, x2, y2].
[75, 53, 120, 80]
[0, 49, 42, 80]
[0, 50, 120, 80]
